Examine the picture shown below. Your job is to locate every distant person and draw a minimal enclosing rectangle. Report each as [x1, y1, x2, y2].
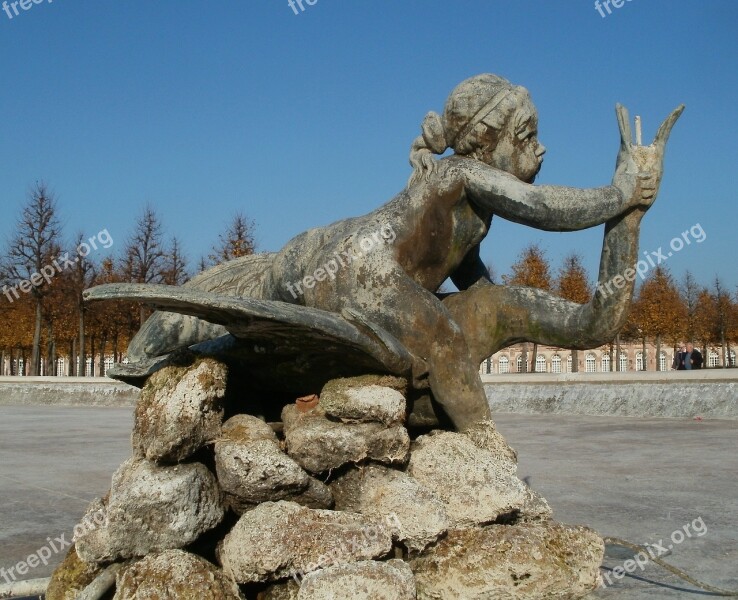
[676, 342, 703, 370]
[672, 343, 685, 370]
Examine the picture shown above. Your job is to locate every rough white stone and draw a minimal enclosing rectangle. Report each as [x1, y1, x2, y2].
[75, 458, 223, 563]
[215, 415, 333, 512]
[407, 431, 528, 527]
[320, 377, 407, 425]
[331, 465, 449, 552]
[132, 359, 227, 463]
[282, 404, 410, 474]
[218, 501, 393, 584]
[113, 549, 243, 600]
[299, 560, 416, 599]
[410, 522, 604, 600]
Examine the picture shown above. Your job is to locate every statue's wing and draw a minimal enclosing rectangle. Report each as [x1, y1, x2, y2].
[84, 284, 414, 391]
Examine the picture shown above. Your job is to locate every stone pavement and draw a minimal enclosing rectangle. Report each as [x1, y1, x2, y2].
[0, 405, 736, 598]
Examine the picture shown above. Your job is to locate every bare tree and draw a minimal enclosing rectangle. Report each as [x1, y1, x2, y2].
[210, 212, 256, 265]
[70, 233, 97, 376]
[4, 183, 62, 375]
[714, 277, 732, 368]
[681, 271, 700, 345]
[162, 237, 189, 286]
[123, 205, 166, 325]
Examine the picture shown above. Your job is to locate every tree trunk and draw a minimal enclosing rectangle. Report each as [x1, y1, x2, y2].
[615, 335, 622, 371]
[31, 300, 42, 375]
[99, 337, 107, 377]
[79, 308, 86, 377]
[89, 337, 96, 377]
[531, 343, 539, 373]
[70, 339, 76, 376]
[721, 334, 727, 368]
[642, 337, 647, 371]
[520, 344, 528, 373]
[50, 342, 57, 376]
[571, 349, 579, 373]
[656, 335, 662, 371]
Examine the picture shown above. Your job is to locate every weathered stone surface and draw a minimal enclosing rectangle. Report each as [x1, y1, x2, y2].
[218, 501, 393, 583]
[282, 404, 410, 474]
[299, 559, 416, 599]
[133, 359, 227, 463]
[215, 415, 332, 512]
[407, 431, 528, 527]
[261, 581, 300, 599]
[113, 549, 243, 599]
[331, 465, 449, 552]
[410, 522, 604, 600]
[519, 487, 553, 522]
[75, 458, 223, 563]
[46, 544, 103, 600]
[464, 419, 517, 463]
[320, 376, 408, 425]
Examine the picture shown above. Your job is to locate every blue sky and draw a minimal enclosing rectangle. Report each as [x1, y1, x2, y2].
[1, 0, 736, 290]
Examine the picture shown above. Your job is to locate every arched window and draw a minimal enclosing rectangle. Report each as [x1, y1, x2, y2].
[567, 355, 573, 373]
[659, 351, 667, 372]
[498, 356, 510, 374]
[516, 355, 523, 373]
[56, 357, 66, 376]
[636, 352, 644, 371]
[585, 353, 597, 373]
[535, 355, 547, 373]
[602, 354, 611, 372]
[709, 351, 720, 368]
[619, 353, 629, 372]
[551, 355, 562, 374]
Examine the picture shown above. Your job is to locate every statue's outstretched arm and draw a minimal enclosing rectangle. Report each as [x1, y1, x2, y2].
[462, 104, 684, 232]
[446, 105, 684, 363]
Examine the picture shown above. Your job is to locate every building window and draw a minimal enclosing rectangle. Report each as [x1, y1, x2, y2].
[659, 351, 667, 372]
[516, 356, 523, 373]
[535, 355, 547, 373]
[499, 356, 510, 374]
[726, 350, 736, 367]
[602, 354, 611, 372]
[567, 355, 573, 373]
[619, 353, 628, 372]
[585, 353, 597, 373]
[709, 351, 720, 368]
[56, 357, 66, 376]
[551, 355, 562, 374]
[636, 352, 644, 371]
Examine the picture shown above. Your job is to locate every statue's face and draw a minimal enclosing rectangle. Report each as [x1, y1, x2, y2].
[477, 95, 546, 183]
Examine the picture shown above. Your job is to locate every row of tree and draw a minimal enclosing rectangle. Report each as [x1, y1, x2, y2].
[2, 184, 736, 376]
[500, 244, 738, 371]
[0, 183, 256, 376]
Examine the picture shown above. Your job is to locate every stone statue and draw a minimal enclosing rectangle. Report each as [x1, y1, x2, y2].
[86, 74, 683, 432]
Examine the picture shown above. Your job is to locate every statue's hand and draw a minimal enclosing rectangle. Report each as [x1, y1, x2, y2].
[613, 104, 684, 210]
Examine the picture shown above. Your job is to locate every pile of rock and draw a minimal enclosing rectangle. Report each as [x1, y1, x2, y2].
[47, 359, 604, 599]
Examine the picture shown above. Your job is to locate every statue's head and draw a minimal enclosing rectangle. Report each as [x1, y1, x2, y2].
[409, 74, 546, 184]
